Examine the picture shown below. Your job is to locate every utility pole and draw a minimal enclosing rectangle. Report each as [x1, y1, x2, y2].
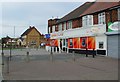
[1, 38, 4, 65]
[14, 26, 15, 38]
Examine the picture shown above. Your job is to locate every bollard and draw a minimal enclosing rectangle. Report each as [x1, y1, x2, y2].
[50, 46, 53, 54]
[26, 51, 30, 62]
[1, 52, 4, 65]
[86, 48, 88, 57]
[50, 53, 53, 62]
[50, 47, 53, 62]
[72, 51, 75, 62]
[93, 49, 95, 58]
[9, 48, 12, 61]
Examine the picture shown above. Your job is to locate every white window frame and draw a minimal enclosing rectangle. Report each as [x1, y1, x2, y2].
[52, 25, 55, 32]
[67, 21, 72, 29]
[48, 27, 50, 33]
[58, 23, 62, 31]
[98, 12, 105, 24]
[64, 22, 66, 30]
[82, 15, 93, 27]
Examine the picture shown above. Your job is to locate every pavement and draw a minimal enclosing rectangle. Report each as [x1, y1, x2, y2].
[1, 48, 119, 80]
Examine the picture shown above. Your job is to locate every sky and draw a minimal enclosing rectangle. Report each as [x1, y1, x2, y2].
[0, 0, 98, 38]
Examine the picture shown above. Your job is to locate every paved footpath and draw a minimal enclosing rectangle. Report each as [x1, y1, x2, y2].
[2, 49, 119, 80]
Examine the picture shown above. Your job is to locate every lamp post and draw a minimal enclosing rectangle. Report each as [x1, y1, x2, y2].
[1, 38, 4, 65]
[9, 39, 12, 61]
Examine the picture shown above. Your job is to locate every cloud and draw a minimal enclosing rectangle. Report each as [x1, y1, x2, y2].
[1, 2, 83, 38]
[0, 0, 94, 2]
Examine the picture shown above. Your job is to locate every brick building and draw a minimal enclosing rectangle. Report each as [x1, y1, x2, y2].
[21, 26, 45, 47]
[48, 2, 120, 58]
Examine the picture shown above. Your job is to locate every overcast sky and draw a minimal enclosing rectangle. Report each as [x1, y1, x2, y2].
[0, 0, 99, 38]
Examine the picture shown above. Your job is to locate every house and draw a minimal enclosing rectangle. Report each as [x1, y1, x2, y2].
[21, 26, 44, 47]
[2, 36, 12, 47]
[47, 1, 120, 59]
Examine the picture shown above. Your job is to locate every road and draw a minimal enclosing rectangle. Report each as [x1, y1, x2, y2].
[1, 48, 119, 80]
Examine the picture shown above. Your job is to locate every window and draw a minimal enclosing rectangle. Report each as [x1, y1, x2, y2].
[64, 22, 66, 30]
[70, 39, 73, 46]
[81, 38, 86, 47]
[98, 12, 105, 24]
[58, 24, 62, 31]
[82, 15, 93, 27]
[52, 25, 55, 32]
[118, 8, 120, 21]
[99, 42, 104, 49]
[67, 21, 72, 29]
[63, 39, 65, 46]
[48, 27, 50, 33]
[31, 40, 36, 45]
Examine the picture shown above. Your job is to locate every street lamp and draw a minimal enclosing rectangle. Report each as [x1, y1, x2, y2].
[1, 38, 4, 65]
[9, 39, 12, 61]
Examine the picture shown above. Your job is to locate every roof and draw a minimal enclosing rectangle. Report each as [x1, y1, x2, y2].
[80, 2, 120, 16]
[57, 2, 94, 23]
[21, 26, 41, 36]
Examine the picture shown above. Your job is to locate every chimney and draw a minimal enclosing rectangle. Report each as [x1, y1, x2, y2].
[29, 26, 32, 29]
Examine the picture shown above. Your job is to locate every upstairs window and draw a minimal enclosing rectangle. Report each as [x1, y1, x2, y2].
[52, 25, 55, 32]
[82, 15, 93, 27]
[48, 27, 50, 33]
[98, 12, 105, 24]
[67, 21, 72, 29]
[64, 22, 66, 30]
[58, 24, 62, 31]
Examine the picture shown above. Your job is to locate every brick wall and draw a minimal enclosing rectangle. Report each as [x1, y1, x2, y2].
[72, 19, 79, 28]
[111, 9, 118, 22]
[93, 14, 98, 25]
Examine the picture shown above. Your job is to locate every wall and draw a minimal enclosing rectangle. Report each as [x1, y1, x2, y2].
[27, 28, 40, 47]
[96, 35, 107, 51]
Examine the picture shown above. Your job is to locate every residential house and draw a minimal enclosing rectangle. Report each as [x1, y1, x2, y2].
[21, 26, 44, 47]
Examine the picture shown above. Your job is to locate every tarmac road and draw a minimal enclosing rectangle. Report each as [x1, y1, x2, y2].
[2, 48, 118, 80]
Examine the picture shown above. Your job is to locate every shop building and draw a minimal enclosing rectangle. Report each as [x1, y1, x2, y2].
[47, 2, 120, 58]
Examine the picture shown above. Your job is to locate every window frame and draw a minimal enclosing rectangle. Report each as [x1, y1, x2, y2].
[58, 23, 62, 31]
[64, 22, 66, 30]
[98, 12, 106, 24]
[99, 42, 104, 49]
[82, 15, 93, 27]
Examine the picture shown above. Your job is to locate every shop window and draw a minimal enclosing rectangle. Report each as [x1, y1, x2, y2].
[66, 39, 68, 47]
[70, 39, 73, 47]
[99, 42, 104, 49]
[81, 38, 86, 47]
[63, 39, 65, 46]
